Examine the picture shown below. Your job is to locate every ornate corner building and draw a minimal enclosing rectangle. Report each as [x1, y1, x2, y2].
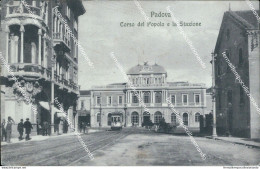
[0, 0, 85, 133]
[214, 10, 260, 138]
[88, 62, 210, 132]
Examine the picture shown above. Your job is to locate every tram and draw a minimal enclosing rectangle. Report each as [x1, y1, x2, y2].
[111, 113, 123, 130]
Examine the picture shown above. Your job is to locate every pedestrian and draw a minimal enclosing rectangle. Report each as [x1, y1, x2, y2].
[43, 121, 49, 136]
[6, 116, 15, 143]
[1, 119, 7, 141]
[82, 122, 86, 134]
[79, 122, 83, 133]
[24, 118, 33, 141]
[17, 119, 24, 140]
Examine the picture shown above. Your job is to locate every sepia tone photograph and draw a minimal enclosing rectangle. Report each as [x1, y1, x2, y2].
[0, 0, 259, 167]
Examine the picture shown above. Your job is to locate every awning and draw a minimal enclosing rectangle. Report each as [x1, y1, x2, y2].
[39, 101, 63, 113]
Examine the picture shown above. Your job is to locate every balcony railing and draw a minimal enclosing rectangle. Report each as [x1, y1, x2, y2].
[6, 4, 46, 21]
[53, 32, 70, 50]
[7, 63, 79, 93]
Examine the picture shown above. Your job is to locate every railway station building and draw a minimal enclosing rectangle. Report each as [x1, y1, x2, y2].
[85, 62, 210, 132]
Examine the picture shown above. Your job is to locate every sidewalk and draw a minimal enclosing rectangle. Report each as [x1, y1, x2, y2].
[1, 129, 101, 146]
[205, 136, 260, 149]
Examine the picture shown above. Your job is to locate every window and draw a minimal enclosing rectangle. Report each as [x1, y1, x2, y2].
[239, 48, 243, 65]
[155, 92, 162, 103]
[182, 94, 188, 105]
[132, 95, 138, 103]
[74, 20, 78, 32]
[183, 113, 188, 126]
[195, 112, 200, 122]
[226, 29, 230, 40]
[118, 96, 123, 105]
[81, 100, 84, 110]
[96, 96, 101, 105]
[226, 50, 231, 73]
[66, 5, 71, 19]
[107, 96, 112, 106]
[240, 86, 244, 104]
[97, 113, 101, 122]
[171, 95, 176, 105]
[154, 111, 162, 124]
[227, 90, 232, 104]
[195, 94, 200, 105]
[144, 92, 150, 103]
[171, 113, 176, 124]
[131, 112, 139, 124]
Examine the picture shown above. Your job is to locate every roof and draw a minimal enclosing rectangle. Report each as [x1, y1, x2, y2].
[214, 10, 259, 53]
[127, 62, 167, 75]
[229, 10, 259, 29]
[80, 90, 91, 96]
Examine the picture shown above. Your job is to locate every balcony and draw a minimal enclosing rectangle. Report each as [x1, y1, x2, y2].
[53, 32, 71, 51]
[7, 63, 50, 80]
[6, 63, 79, 94]
[6, 4, 46, 23]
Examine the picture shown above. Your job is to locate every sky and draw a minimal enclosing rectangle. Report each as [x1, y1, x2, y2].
[78, 0, 259, 90]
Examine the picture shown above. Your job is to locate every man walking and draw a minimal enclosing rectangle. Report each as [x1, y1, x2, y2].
[17, 119, 24, 140]
[43, 121, 49, 136]
[6, 116, 15, 143]
[1, 119, 7, 141]
[24, 118, 33, 141]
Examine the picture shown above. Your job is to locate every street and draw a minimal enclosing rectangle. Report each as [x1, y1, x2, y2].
[1, 128, 259, 166]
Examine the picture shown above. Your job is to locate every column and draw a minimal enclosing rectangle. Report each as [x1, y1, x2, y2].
[43, 33, 46, 67]
[126, 91, 128, 104]
[130, 92, 132, 103]
[20, 25, 24, 63]
[54, 15, 57, 33]
[5, 26, 10, 63]
[38, 29, 42, 65]
[153, 91, 156, 103]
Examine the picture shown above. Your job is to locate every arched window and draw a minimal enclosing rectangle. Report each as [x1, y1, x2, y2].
[97, 113, 101, 123]
[195, 112, 200, 122]
[171, 113, 176, 124]
[239, 48, 243, 64]
[183, 113, 188, 126]
[154, 111, 162, 124]
[131, 112, 139, 124]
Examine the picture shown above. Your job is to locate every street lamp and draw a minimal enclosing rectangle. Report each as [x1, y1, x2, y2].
[211, 52, 217, 137]
[99, 102, 102, 127]
[123, 85, 127, 127]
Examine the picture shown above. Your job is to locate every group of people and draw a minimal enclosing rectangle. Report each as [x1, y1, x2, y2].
[79, 122, 89, 134]
[1, 116, 33, 143]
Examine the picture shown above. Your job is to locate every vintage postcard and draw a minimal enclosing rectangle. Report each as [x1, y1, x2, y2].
[0, 0, 259, 168]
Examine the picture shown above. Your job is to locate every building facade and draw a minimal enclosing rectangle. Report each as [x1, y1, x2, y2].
[90, 62, 209, 132]
[76, 90, 91, 130]
[0, 0, 85, 134]
[214, 10, 260, 138]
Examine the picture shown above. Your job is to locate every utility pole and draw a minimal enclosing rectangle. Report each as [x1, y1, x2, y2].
[211, 52, 217, 137]
[50, 6, 56, 135]
[99, 92, 102, 127]
[123, 85, 127, 127]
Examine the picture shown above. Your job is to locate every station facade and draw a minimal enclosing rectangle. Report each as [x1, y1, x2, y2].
[87, 62, 209, 131]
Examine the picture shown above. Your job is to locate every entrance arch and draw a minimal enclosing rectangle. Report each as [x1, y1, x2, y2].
[131, 111, 139, 126]
[143, 111, 150, 126]
[154, 111, 162, 124]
